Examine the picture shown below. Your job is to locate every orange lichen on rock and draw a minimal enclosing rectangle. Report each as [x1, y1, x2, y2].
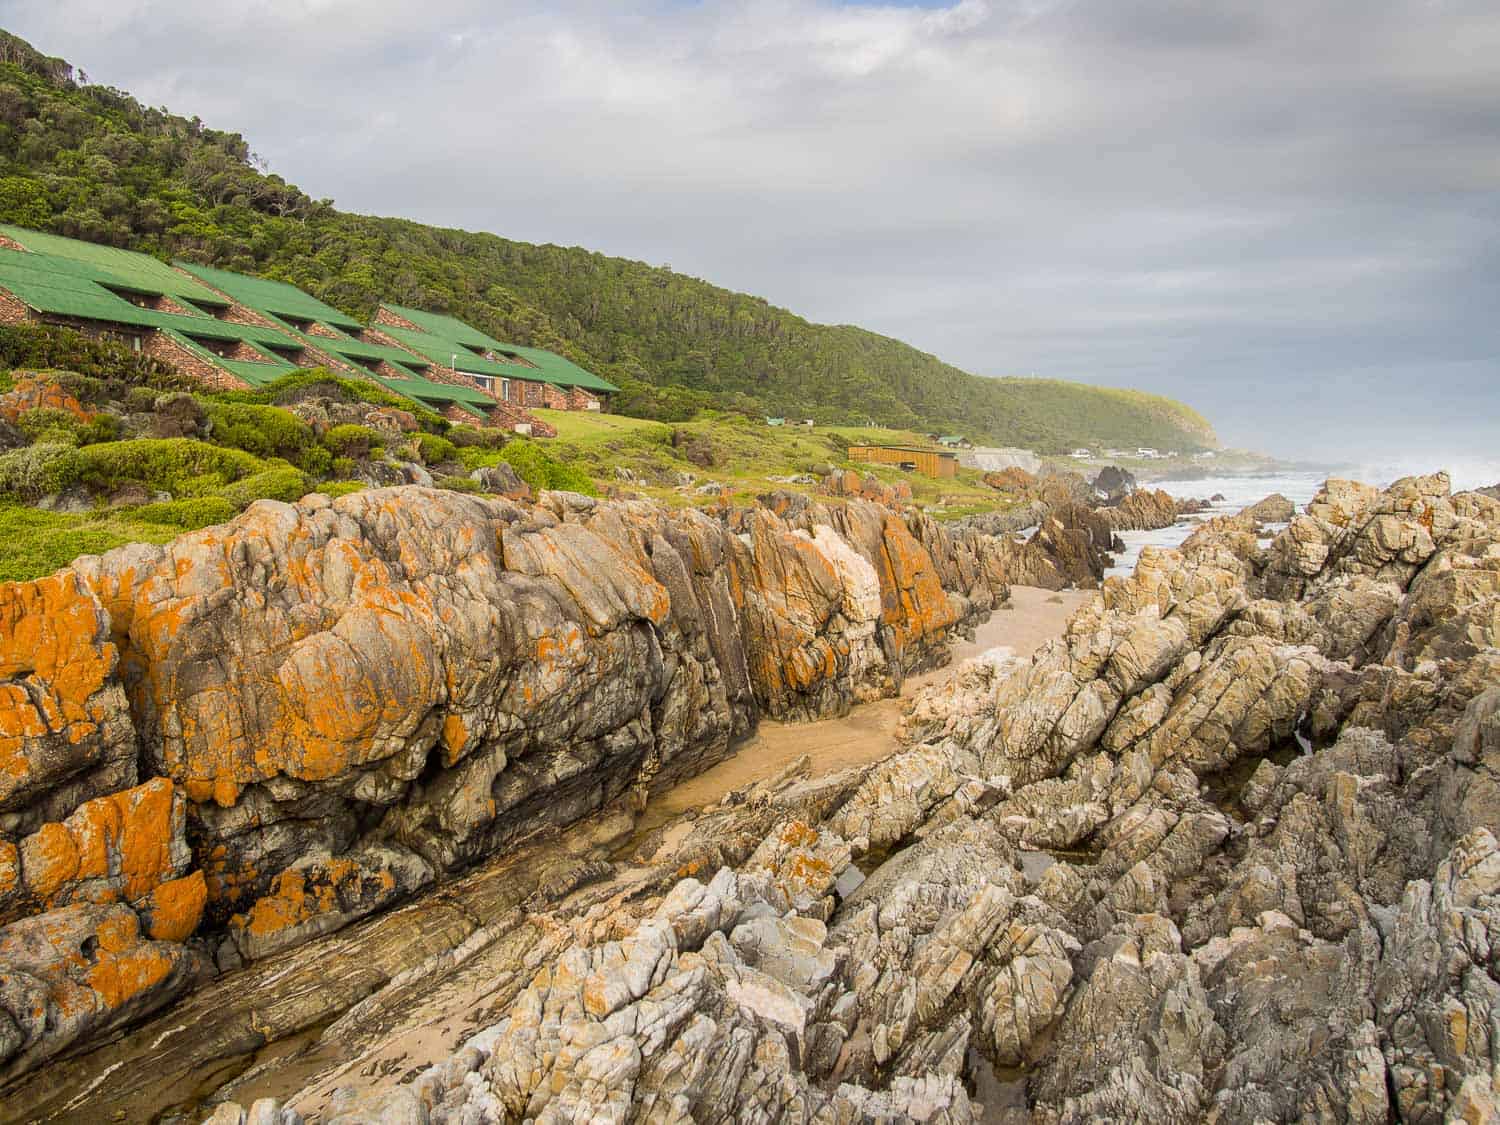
[0, 373, 97, 424]
[0, 568, 133, 813]
[875, 512, 958, 652]
[84, 911, 175, 1009]
[236, 856, 382, 938]
[14, 778, 187, 914]
[19, 821, 80, 901]
[141, 870, 207, 942]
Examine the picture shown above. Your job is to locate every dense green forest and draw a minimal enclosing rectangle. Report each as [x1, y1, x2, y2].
[0, 31, 1216, 453]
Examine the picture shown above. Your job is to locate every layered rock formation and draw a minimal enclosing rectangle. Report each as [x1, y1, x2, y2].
[206, 473, 1500, 1124]
[0, 485, 1032, 1088]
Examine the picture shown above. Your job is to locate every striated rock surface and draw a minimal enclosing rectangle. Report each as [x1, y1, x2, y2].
[1100, 486, 1181, 531]
[0, 483, 1037, 1089]
[177, 472, 1500, 1125]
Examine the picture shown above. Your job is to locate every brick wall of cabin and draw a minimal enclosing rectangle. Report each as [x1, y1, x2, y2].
[505, 378, 547, 408]
[142, 333, 250, 392]
[540, 383, 572, 410]
[439, 402, 490, 426]
[0, 287, 33, 326]
[373, 307, 421, 332]
[566, 387, 601, 411]
[289, 339, 355, 372]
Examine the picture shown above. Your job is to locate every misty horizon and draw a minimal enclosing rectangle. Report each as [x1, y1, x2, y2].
[3, 0, 1497, 467]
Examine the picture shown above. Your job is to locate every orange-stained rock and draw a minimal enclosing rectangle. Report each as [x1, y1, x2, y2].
[0, 569, 137, 827]
[225, 846, 429, 962]
[7, 777, 191, 924]
[138, 870, 207, 943]
[0, 839, 18, 914]
[984, 467, 1038, 494]
[0, 900, 205, 1081]
[0, 482, 1018, 1081]
[0, 373, 97, 425]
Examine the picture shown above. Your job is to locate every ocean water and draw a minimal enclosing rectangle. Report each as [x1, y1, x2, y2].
[1103, 471, 1332, 580]
[1094, 461, 1499, 580]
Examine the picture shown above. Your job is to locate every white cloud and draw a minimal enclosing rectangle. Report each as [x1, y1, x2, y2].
[5, 0, 1498, 459]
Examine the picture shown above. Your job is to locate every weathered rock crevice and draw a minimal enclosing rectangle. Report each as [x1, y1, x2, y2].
[0, 484, 1044, 1089]
[160, 470, 1500, 1125]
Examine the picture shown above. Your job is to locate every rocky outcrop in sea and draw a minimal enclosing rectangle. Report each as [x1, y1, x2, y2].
[182, 472, 1499, 1124]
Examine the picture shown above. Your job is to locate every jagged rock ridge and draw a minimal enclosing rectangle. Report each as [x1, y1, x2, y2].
[253, 472, 1500, 1124]
[0, 484, 1038, 1087]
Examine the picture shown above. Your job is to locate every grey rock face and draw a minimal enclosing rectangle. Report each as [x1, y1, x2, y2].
[275, 473, 1500, 1124]
[1, 484, 1038, 1092]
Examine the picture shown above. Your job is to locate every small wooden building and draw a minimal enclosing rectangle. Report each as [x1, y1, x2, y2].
[847, 444, 958, 479]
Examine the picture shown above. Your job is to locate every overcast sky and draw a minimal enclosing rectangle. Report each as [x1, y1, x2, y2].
[3, 0, 1498, 467]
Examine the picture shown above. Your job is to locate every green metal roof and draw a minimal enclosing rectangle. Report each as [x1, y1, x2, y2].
[377, 307, 617, 394]
[482, 341, 617, 394]
[0, 225, 228, 308]
[175, 261, 362, 330]
[322, 335, 435, 369]
[0, 248, 307, 353]
[380, 303, 505, 350]
[373, 372, 495, 410]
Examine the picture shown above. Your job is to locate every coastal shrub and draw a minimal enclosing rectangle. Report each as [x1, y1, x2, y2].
[436, 475, 483, 494]
[130, 496, 237, 528]
[0, 502, 180, 584]
[17, 408, 84, 443]
[0, 326, 182, 392]
[457, 446, 506, 472]
[314, 480, 365, 499]
[76, 413, 121, 445]
[214, 369, 447, 433]
[329, 456, 356, 479]
[21, 409, 122, 447]
[413, 433, 458, 466]
[497, 439, 597, 497]
[447, 424, 508, 450]
[322, 424, 380, 459]
[0, 441, 82, 499]
[125, 386, 162, 413]
[218, 467, 309, 508]
[73, 439, 264, 494]
[205, 402, 326, 472]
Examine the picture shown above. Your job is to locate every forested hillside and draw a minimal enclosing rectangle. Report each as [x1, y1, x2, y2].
[0, 31, 1216, 452]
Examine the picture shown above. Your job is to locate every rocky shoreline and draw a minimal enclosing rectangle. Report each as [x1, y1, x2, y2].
[3, 471, 1497, 1122]
[196, 472, 1497, 1123]
[0, 480, 1102, 1116]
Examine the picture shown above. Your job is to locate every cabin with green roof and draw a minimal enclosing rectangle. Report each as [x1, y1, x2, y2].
[172, 262, 507, 423]
[0, 224, 510, 424]
[0, 223, 313, 389]
[373, 302, 617, 412]
[0, 223, 614, 431]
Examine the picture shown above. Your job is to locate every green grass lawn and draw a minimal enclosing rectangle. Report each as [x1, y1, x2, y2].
[531, 409, 672, 443]
[536, 411, 1010, 517]
[0, 503, 181, 583]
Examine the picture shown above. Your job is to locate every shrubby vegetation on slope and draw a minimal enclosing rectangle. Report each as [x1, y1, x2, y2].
[0, 31, 1215, 453]
[0, 325, 595, 580]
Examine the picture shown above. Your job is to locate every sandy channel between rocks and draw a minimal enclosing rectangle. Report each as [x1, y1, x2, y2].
[228, 586, 1094, 1120]
[631, 586, 1094, 836]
